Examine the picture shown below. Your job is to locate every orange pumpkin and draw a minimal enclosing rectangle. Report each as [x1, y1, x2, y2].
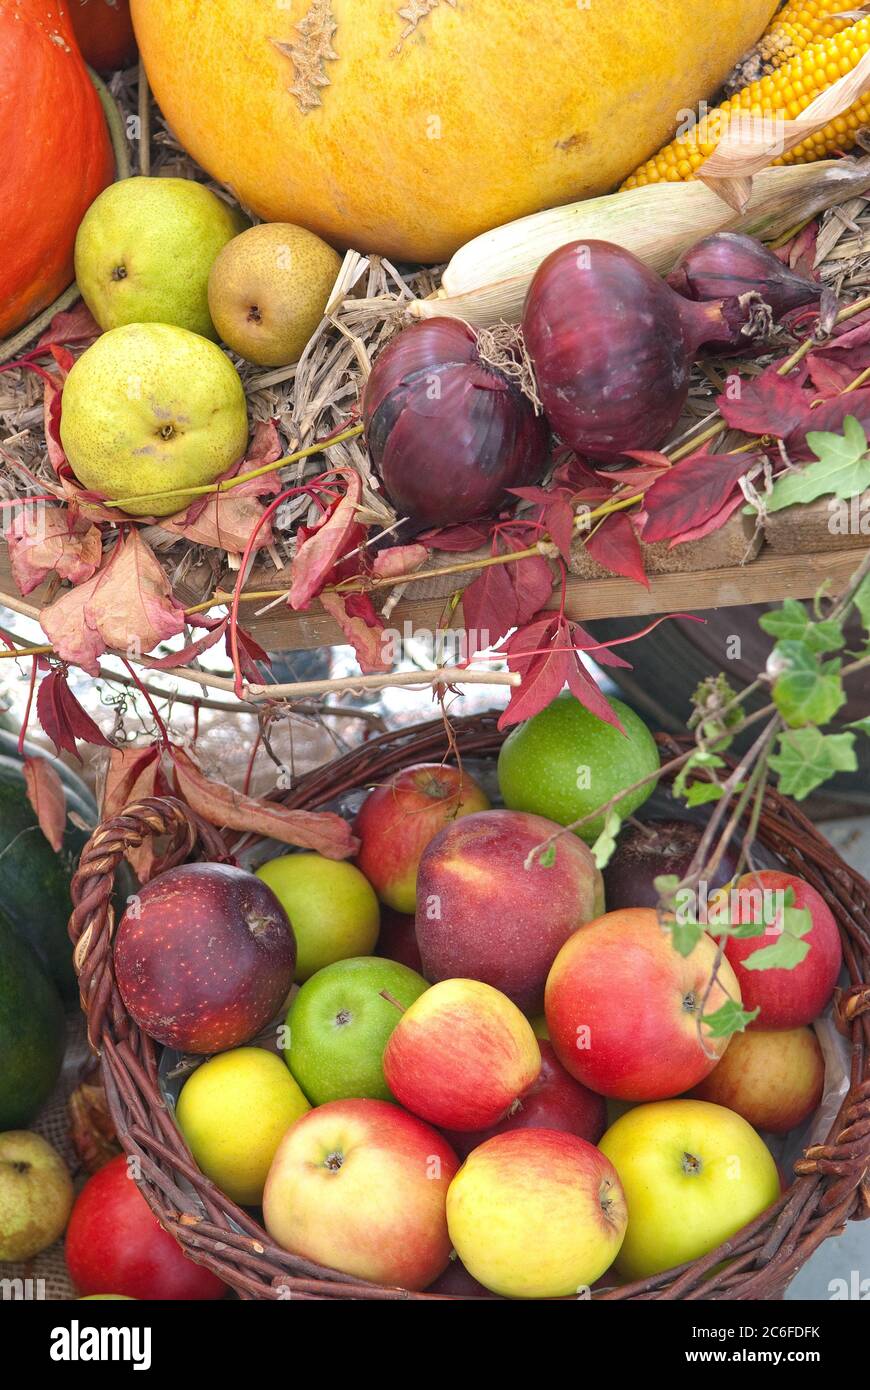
[0, 1, 114, 338]
[68, 0, 137, 72]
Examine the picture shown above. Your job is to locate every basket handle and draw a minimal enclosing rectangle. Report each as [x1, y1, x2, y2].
[68, 795, 224, 1053]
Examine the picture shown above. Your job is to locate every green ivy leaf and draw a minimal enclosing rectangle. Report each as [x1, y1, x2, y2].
[702, 999, 761, 1040]
[669, 918, 704, 958]
[685, 781, 727, 807]
[771, 640, 846, 727]
[767, 416, 870, 512]
[769, 728, 858, 800]
[759, 599, 844, 653]
[538, 843, 556, 869]
[591, 811, 621, 870]
[849, 716, 870, 739]
[741, 905, 813, 972]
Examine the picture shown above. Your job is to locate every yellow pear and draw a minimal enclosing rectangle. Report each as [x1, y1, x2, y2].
[208, 223, 341, 367]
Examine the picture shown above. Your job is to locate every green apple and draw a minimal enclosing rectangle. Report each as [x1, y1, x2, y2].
[0, 1131, 73, 1261]
[284, 956, 428, 1106]
[497, 691, 660, 843]
[75, 176, 246, 339]
[59, 322, 249, 516]
[598, 1098, 780, 1281]
[176, 1047, 310, 1206]
[255, 852, 380, 982]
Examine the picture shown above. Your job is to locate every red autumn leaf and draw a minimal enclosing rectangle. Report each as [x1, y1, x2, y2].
[371, 543, 428, 579]
[509, 485, 576, 560]
[40, 530, 187, 676]
[584, 512, 648, 588]
[167, 492, 274, 555]
[23, 754, 66, 852]
[418, 522, 492, 552]
[290, 469, 364, 610]
[497, 615, 624, 732]
[100, 744, 161, 879]
[43, 371, 67, 473]
[35, 301, 101, 353]
[805, 353, 856, 399]
[171, 745, 359, 859]
[604, 451, 673, 490]
[786, 388, 870, 460]
[230, 625, 272, 684]
[319, 590, 390, 673]
[51, 465, 132, 524]
[570, 620, 633, 670]
[717, 365, 812, 439]
[36, 669, 113, 760]
[146, 618, 229, 669]
[641, 453, 763, 544]
[667, 490, 746, 547]
[5, 504, 102, 595]
[463, 537, 554, 650]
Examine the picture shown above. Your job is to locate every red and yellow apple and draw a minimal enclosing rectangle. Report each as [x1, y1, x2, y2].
[416, 809, 604, 1012]
[383, 978, 541, 1131]
[599, 1099, 780, 1281]
[262, 1098, 458, 1291]
[354, 763, 489, 914]
[446, 1129, 627, 1298]
[688, 1025, 824, 1134]
[715, 871, 842, 1029]
[443, 1040, 606, 1159]
[544, 908, 741, 1101]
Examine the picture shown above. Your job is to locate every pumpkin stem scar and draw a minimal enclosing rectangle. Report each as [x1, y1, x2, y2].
[394, 0, 457, 54]
[270, 0, 339, 115]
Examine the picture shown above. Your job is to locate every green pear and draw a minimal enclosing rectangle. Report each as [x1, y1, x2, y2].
[0, 1131, 73, 1261]
[208, 222, 342, 366]
[60, 323, 249, 517]
[75, 177, 247, 339]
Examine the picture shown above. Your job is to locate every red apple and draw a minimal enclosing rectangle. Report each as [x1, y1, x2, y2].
[383, 978, 541, 1131]
[688, 1025, 825, 1133]
[443, 1041, 606, 1159]
[114, 862, 296, 1053]
[263, 1098, 458, 1291]
[65, 1154, 226, 1300]
[375, 907, 425, 975]
[545, 908, 742, 1101]
[355, 763, 490, 913]
[603, 818, 739, 911]
[717, 870, 842, 1029]
[415, 809, 604, 1013]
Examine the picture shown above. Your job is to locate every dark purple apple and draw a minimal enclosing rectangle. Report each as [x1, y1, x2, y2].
[114, 863, 296, 1054]
[374, 907, 425, 975]
[442, 1041, 606, 1160]
[603, 819, 740, 911]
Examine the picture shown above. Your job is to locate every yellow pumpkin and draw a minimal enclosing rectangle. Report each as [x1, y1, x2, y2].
[130, 0, 777, 264]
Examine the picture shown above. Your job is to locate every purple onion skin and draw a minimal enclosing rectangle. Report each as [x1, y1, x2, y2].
[668, 232, 822, 318]
[362, 318, 550, 529]
[522, 241, 740, 459]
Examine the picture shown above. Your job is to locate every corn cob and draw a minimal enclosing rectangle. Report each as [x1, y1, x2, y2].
[751, 0, 859, 71]
[623, 18, 870, 189]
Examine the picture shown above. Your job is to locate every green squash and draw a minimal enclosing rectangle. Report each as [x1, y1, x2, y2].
[0, 740, 97, 1001]
[0, 910, 65, 1128]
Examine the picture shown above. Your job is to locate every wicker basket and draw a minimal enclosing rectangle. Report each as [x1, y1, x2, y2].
[69, 713, 870, 1301]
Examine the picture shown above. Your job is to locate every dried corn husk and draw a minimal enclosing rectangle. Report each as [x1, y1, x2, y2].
[411, 158, 870, 326]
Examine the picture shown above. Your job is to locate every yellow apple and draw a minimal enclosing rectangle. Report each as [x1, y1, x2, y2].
[599, 1099, 780, 1281]
[446, 1129, 627, 1299]
[176, 1047, 309, 1205]
[255, 853, 380, 982]
[0, 1131, 73, 1261]
[688, 1026, 825, 1134]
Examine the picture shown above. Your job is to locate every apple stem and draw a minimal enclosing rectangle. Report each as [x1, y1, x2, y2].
[379, 989, 407, 1013]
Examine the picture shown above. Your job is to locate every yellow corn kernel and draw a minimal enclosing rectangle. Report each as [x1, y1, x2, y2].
[752, 0, 857, 71]
[622, 19, 870, 191]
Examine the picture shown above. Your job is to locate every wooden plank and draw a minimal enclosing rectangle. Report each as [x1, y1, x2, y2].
[2, 545, 866, 655]
[199, 547, 870, 652]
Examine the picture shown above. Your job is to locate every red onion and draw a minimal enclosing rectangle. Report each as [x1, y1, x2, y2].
[668, 232, 822, 318]
[522, 241, 751, 459]
[362, 318, 550, 529]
